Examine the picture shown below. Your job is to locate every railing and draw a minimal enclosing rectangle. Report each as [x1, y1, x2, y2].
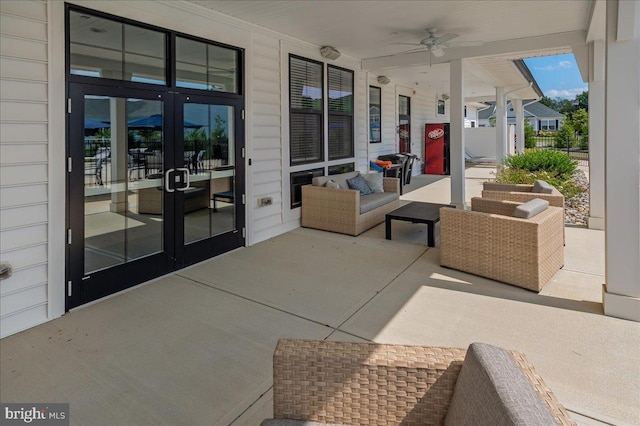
[530, 134, 589, 166]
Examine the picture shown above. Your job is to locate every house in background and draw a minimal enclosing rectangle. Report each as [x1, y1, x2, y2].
[478, 100, 565, 132]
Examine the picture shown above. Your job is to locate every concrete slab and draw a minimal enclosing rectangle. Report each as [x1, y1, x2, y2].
[564, 227, 605, 276]
[178, 227, 426, 328]
[339, 250, 640, 425]
[231, 389, 273, 426]
[0, 275, 330, 426]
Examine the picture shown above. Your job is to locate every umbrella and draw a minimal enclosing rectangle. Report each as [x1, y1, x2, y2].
[84, 118, 110, 129]
[128, 114, 201, 129]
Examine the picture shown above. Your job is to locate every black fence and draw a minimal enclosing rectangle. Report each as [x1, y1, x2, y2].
[531, 134, 589, 166]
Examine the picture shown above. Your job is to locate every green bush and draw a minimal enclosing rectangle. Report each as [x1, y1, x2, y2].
[502, 149, 578, 179]
[495, 167, 585, 200]
[524, 122, 536, 149]
[554, 122, 575, 148]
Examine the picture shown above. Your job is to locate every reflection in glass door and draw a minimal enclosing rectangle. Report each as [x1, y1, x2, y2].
[83, 96, 165, 273]
[183, 104, 236, 244]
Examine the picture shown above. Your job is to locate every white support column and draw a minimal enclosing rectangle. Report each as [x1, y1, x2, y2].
[513, 98, 525, 153]
[589, 40, 606, 230]
[450, 59, 466, 209]
[603, 0, 640, 321]
[495, 87, 507, 162]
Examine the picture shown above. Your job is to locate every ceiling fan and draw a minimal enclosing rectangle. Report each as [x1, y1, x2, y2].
[392, 28, 483, 58]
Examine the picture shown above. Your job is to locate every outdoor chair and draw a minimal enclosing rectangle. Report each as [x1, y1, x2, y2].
[440, 197, 564, 292]
[262, 339, 575, 426]
[482, 181, 565, 208]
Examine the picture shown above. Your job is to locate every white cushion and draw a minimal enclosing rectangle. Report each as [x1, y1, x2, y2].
[324, 179, 340, 189]
[513, 198, 550, 219]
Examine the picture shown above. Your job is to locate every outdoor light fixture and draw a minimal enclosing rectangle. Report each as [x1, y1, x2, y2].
[441, 93, 450, 100]
[320, 46, 341, 60]
[377, 75, 391, 85]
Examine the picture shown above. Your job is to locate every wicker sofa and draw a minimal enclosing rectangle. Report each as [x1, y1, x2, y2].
[262, 339, 575, 426]
[440, 197, 564, 292]
[482, 181, 565, 208]
[301, 171, 400, 236]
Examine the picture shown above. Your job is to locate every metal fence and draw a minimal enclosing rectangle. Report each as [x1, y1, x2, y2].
[530, 134, 589, 166]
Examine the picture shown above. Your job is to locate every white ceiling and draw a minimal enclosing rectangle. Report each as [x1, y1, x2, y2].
[189, 0, 595, 100]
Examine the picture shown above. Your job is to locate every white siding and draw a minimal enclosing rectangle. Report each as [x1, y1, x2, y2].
[250, 34, 283, 243]
[0, 0, 50, 338]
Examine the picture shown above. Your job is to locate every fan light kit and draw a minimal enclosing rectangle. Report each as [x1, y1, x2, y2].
[320, 46, 341, 60]
[377, 76, 391, 85]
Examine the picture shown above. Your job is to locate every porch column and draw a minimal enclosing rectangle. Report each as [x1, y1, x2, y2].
[603, 0, 640, 321]
[495, 87, 507, 162]
[589, 40, 605, 230]
[512, 98, 525, 153]
[449, 59, 466, 209]
[110, 98, 128, 213]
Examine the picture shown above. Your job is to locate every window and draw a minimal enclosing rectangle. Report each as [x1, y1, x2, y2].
[328, 66, 354, 160]
[289, 56, 324, 165]
[369, 86, 381, 143]
[328, 163, 355, 175]
[176, 37, 239, 93]
[290, 169, 323, 209]
[437, 99, 445, 115]
[69, 10, 166, 84]
[540, 119, 557, 131]
[464, 106, 467, 117]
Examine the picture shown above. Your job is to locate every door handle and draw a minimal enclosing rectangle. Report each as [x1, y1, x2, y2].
[165, 168, 176, 192]
[176, 168, 190, 191]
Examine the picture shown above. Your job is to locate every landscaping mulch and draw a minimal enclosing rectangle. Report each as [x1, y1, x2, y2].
[565, 169, 589, 226]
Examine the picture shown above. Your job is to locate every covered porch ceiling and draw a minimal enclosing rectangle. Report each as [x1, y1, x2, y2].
[189, 0, 600, 101]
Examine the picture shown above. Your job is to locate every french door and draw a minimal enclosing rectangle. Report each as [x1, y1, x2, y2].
[67, 83, 244, 309]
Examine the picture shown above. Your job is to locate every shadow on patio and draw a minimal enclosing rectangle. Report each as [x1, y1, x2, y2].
[1, 168, 638, 426]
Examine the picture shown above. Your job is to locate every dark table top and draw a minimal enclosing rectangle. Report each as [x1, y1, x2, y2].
[386, 201, 453, 222]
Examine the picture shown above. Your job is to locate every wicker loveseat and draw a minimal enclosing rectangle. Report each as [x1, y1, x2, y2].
[482, 181, 565, 208]
[262, 339, 575, 426]
[301, 171, 400, 236]
[440, 197, 564, 292]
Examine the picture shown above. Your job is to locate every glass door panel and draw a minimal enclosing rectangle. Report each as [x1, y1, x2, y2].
[83, 96, 165, 273]
[183, 103, 236, 244]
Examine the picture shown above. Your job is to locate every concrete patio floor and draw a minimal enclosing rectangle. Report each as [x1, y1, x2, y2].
[1, 167, 639, 426]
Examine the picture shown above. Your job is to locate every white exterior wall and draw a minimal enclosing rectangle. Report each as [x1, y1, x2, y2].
[464, 128, 497, 158]
[0, 0, 51, 338]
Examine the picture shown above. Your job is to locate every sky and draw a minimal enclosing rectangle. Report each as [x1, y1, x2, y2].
[524, 53, 588, 100]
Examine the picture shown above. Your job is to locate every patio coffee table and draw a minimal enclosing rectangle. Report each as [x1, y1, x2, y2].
[385, 202, 454, 247]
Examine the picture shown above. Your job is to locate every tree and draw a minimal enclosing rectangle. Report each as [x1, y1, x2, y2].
[524, 121, 536, 149]
[539, 96, 557, 110]
[575, 91, 588, 111]
[555, 121, 575, 148]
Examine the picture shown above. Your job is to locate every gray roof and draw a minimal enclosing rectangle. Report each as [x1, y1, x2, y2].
[477, 100, 563, 120]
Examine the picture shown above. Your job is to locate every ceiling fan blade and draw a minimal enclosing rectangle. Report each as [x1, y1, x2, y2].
[435, 33, 459, 44]
[431, 47, 445, 57]
[448, 40, 484, 47]
[390, 42, 423, 46]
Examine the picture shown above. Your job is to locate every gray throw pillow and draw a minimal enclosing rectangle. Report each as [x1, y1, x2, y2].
[324, 179, 340, 189]
[363, 172, 384, 193]
[532, 180, 554, 194]
[444, 342, 556, 426]
[346, 175, 373, 195]
[513, 198, 549, 219]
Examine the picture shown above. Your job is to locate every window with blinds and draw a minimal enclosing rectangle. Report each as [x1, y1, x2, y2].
[289, 56, 323, 165]
[328, 66, 354, 160]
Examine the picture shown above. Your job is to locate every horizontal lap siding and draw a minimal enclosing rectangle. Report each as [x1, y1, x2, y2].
[0, 0, 50, 337]
[250, 34, 283, 243]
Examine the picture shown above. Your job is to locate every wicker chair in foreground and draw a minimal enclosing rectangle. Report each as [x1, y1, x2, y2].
[482, 181, 565, 208]
[440, 197, 564, 292]
[262, 339, 575, 426]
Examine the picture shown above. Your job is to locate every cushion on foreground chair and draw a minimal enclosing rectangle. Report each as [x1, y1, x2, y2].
[262, 339, 574, 426]
[482, 181, 564, 208]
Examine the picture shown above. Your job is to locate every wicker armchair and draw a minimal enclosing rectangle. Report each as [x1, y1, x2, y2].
[440, 197, 564, 292]
[266, 339, 575, 426]
[482, 182, 565, 208]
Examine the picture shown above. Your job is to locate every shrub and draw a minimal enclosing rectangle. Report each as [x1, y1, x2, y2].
[554, 122, 575, 148]
[502, 149, 578, 179]
[495, 167, 585, 200]
[524, 122, 536, 149]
